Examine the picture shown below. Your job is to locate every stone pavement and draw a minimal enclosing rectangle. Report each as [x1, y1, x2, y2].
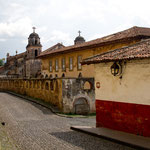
[0, 92, 136, 150]
[0, 123, 18, 150]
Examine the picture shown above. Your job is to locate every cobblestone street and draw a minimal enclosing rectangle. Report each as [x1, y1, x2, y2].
[0, 93, 136, 150]
[0, 123, 17, 150]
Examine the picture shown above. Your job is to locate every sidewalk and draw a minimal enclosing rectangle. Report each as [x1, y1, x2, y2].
[71, 126, 150, 150]
[0, 124, 18, 150]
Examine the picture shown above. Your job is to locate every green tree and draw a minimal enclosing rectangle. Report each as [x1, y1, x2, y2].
[0, 59, 4, 66]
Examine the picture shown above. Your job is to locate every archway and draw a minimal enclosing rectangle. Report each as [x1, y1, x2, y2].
[74, 97, 90, 115]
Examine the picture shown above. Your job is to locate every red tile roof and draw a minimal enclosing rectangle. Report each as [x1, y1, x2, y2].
[82, 39, 150, 65]
[40, 43, 65, 56]
[38, 26, 150, 58]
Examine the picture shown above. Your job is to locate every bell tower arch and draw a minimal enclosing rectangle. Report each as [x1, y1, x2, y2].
[26, 27, 42, 59]
[25, 27, 42, 78]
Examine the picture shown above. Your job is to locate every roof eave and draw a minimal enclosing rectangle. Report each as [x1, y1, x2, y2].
[39, 36, 143, 59]
[82, 57, 150, 65]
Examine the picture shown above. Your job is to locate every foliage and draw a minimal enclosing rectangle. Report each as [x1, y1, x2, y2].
[0, 58, 5, 66]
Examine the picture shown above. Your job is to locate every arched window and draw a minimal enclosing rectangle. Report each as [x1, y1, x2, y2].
[62, 73, 65, 77]
[35, 49, 38, 57]
[83, 81, 92, 90]
[78, 72, 82, 78]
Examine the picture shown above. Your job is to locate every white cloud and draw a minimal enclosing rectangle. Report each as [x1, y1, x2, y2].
[1, 0, 150, 59]
[49, 30, 72, 44]
[0, 38, 6, 42]
[0, 17, 33, 37]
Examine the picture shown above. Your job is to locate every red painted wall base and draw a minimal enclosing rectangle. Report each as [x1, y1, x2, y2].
[96, 100, 150, 137]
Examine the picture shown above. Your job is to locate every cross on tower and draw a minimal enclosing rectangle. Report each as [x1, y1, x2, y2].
[78, 30, 81, 36]
[32, 27, 36, 33]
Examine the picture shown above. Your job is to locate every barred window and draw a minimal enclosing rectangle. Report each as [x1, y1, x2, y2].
[69, 57, 73, 71]
[55, 59, 59, 72]
[50, 60, 52, 72]
[61, 58, 66, 71]
[77, 56, 82, 70]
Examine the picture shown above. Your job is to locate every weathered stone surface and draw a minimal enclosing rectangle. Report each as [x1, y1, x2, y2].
[0, 77, 95, 114]
[62, 78, 95, 114]
[0, 93, 135, 150]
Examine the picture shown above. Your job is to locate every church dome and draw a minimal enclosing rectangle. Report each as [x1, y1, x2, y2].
[74, 31, 85, 45]
[26, 27, 42, 48]
[29, 32, 39, 38]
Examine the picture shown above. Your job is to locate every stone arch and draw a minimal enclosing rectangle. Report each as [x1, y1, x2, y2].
[45, 82, 49, 90]
[73, 97, 90, 115]
[55, 80, 59, 92]
[49, 74, 53, 78]
[62, 73, 65, 77]
[78, 72, 82, 78]
[45, 74, 48, 78]
[50, 80, 54, 91]
[55, 74, 58, 78]
[83, 81, 92, 90]
[41, 81, 44, 90]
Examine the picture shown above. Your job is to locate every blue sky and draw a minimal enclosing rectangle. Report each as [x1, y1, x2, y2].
[0, 0, 150, 59]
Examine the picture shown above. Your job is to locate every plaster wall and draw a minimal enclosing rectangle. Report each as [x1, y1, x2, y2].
[95, 59, 150, 136]
[41, 39, 139, 78]
[95, 59, 150, 105]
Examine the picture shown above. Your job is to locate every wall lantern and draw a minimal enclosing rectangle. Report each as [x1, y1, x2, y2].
[111, 62, 122, 76]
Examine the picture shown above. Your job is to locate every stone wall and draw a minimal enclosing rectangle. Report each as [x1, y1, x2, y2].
[0, 77, 95, 114]
[62, 78, 95, 114]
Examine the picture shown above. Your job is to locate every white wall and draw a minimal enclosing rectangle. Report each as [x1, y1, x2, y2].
[95, 59, 150, 105]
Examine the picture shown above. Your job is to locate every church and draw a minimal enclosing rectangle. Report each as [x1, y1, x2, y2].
[4, 27, 42, 78]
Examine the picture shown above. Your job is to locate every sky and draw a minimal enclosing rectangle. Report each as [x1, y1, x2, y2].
[0, 0, 150, 59]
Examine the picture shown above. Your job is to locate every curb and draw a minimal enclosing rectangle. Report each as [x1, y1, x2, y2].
[70, 126, 150, 150]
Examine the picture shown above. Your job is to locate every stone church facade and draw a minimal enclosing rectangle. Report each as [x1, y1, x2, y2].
[4, 28, 42, 78]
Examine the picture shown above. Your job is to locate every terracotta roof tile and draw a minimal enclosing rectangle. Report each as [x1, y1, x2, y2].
[38, 26, 150, 58]
[82, 39, 150, 64]
[40, 43, 65, 56]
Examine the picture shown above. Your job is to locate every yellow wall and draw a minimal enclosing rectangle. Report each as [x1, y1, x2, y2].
[41, 39, 140, 78]
[0, 79, 63, 110]
[95, 59, 150, 105]
[42, 49, 94, 78]
[0, 77, 95, 114]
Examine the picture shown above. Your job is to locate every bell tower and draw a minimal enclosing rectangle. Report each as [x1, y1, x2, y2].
[25, 27, 42, 78]
[26, 27, 42, 59]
